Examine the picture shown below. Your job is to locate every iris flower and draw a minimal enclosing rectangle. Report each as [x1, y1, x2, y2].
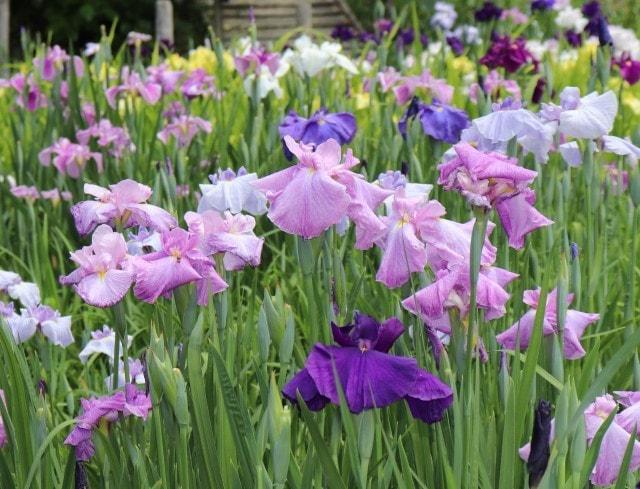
[60, 225, 134, 308]
[253, 136, 391, 242]
[496, 287, 599, 359]
[39, 138, 103, 178]
[198, 167, 267, 215]
[70, 179, 177, 235]
[105, 67, 161, 108]
[282, 313, 453, 423]
[157, 115, 212, 147]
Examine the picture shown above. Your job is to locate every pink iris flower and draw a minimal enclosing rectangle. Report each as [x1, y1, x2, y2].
[76, 119, 134, 158]
[391, 70, 454, 105]
[185, 210, 264, 271]
[180, 69, 218, 99]
[60, 225, 134, 308]
[375, 193, 445, 288]
[38, 138, 103, 178]
[157, 115, 212, 147]
[253, 136, 391, 241]
[438, 142, 553, 249]
[2, 74, 47, 111]
[105, 67, 162, 108]
[132, 227, 227, 305]
[146, 63, 184, 94]
[70, 179, 177, 235]
[496, 287, 599, 359]
[234, 46, 281, 76]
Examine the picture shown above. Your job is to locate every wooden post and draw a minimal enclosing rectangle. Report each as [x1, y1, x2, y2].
[0, 0, 9, 64]
[155, 0, 174, 45]
[297, 0, 312, 29]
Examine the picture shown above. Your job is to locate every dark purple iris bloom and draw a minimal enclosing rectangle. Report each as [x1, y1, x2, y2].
[398, 97, 423, 138]
[531, 0, 554, 11]
[278, 108, 357, 160]
[447, 36, 464, 56]
[375, 19, 393, 34]
[282, 313, 453, 423]
[420, 34, 429, 47]
[480, 35, 535, 73]
[581, 1, 601, 19]
[397, 28, 415, 47]
[594, 15, 612, 46]
[616, 55, 640, 85]
[331, 24, 356, 42]
[475, 2, 503, 22]
[359, 32, 380, 44]
[532, 77, 547, 104]
[419, 101, 470, 144]
[565, 30, 582, 47]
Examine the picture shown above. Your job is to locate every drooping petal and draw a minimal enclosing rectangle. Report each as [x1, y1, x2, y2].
[376, 221, 427, 288]
[590, 422, 640, 487]
[76, 269, 134, 308]
[495, 190, 553, 249]
[40, 315, 74, 347]
[562, 310, 599, 360]
[404, 369, 453, 423]
[559, 90, 618, 139]
[133, 256, 201, 303]
[282, 367, 330, 411]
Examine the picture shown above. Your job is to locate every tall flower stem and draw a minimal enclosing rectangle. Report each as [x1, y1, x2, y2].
[112, 300, 129, 389]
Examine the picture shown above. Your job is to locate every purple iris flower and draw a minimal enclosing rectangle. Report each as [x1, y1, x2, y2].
[474, 2, 503, 22]
[581, 1, 601, 19]
[531, 0, 554, 11]
[594, 15, 613, 46]
[616, 55, 640, 85]
[375, 19, 393, 34]
[398, 97, 470, 144]
[282, 313, 453, 423]
[331, 24, 356, 42]
[419, 101, 470, 144]
[480, 35, 535, 73]
[398, 28, 415, 47]
[565, 30, 582, 47]
[446, 36, 464, 56]
[278, 108, 356, 160]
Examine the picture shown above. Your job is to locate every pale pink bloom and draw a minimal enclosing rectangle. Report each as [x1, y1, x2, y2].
[105, 67, 162, 108]
[157, 115, 212, 147]
[38, 138, 103, 178]
[76, 119, 134, 157]
[181, 69, 218, 98]
[70, 179, 177, 235]
[185, 210, 264, 270]
[59, 225, 134, 307]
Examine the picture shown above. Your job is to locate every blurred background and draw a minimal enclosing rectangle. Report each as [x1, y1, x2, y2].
[6, 0, 640, 54]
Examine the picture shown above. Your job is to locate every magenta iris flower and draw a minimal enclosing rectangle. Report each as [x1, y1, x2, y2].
[70, 179, 177, 235]
[278, 108, 356, 159]
[253, 136, 392, 242]
[234, 46, 281, 76]
[282, 313, 453, 423]
[39, 138, 103, 178]
[65, 384, 151, 461]
[390, 70, 454, 106]
[157, 115, 212, 147]
[480, 35, 535, 73]
[105, 67, 161, 108]
[615, 54, 640, 85]
[131, 227, 227, 305]
[4, 73, 47, 111]
[60, 225, 134, 308]
[146, 63, 183, 94]
[496, 287, 599, 359]
[184, 210, 264, 271]
[438, 143, 552, 249]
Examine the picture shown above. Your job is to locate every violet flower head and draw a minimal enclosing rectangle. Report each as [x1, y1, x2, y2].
[431, 2, 458, 31]
[496, 287, 599, 359]
[531, 0, 554, 11]
[64, 384, 151, 461]
[278, 108, 356, 159]
[7, 74, 47, 111]
[446, 36, 464, 56]
[282, 313, 453, 423]
[480, 35, 535, 73]
[59, 225, 134, 308]
[374, 19, 393, 34]
[70, 179, 177, 236]
[146, 63, 183, 94]
[198, 167, 267, 215]
[105, 67, 161, 109]
[565, 30, 582, 47]
[331, 24, 357, 42]
[38, 138, 103, 178]
[132, 227, 227, 305]
[253, 136, 392, 243]
[475, 1, 503, 22]
[418, 100, 470, 144]
[78, 325, 132, 363]
[33, 45, 69, 81]
[4, 304, 74, 347]
[615, 54, 640, 85]
[234, 46, 282, 77]
[157, 115, 212, 147]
